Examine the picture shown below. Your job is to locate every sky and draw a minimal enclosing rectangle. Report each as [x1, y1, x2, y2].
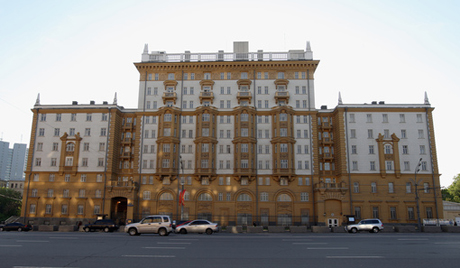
[0, 0, 459, 187]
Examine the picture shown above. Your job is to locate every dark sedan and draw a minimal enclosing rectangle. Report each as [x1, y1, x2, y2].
[0, 222, 33, 232]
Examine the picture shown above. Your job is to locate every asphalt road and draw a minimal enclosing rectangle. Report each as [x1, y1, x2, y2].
[1, 231, 459, 268]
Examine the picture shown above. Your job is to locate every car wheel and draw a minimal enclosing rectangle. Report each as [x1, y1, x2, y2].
[0, 227, 4, 231]
[18, 227, 22, 232]
[128, 228, 138, 236]
[351, 228, 358, 233]
[84, 227, 90, 232]
[372, 227, 380, 233]
[180, 229, 187, 234]
[158, 228, 167, 236]
[206, 228, 213, 235]
[104, 227, 110, 233]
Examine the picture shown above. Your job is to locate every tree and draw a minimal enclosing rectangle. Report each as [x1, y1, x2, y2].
[443, 174, 460, 203]
[0, 187, 22, 222]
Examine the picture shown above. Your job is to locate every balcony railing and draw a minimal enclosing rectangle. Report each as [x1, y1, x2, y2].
[144, 51, 310, 63]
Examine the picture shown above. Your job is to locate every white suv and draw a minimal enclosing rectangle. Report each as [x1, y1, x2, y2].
[124, 215, 172, 236]
[345, 219, 384, 233]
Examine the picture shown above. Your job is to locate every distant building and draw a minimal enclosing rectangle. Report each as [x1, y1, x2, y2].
[0, 141, 27, 184]
[21, 41, 443, 227]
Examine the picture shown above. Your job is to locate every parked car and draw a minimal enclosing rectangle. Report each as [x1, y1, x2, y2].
[84, 219, 118, 232]
[0, 222, 33, 232]
[124, 215, 172, 236]
[345, 219, 384, 233]
[173, 220, 191, 229]
[175, 219, 219, 235]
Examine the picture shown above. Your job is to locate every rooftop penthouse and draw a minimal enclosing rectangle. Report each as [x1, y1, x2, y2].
[141, 41, 314, 63]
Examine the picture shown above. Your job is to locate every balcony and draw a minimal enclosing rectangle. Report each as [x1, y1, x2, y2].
[321, 153, 334, 161]
[199, 91, 214, 104]
[121, 137, 132, 145]
[274, 91, 290, 104]
[108, 180, 137, 193]
[237, 91, 252, 104]
[120, 152, 132, 159]
[123, 122, 133, 130]
[320, 137, 333, 145]
[314, 181, 348, 194]
[162, 92, 177, 105]
[320, 122, 332, 129]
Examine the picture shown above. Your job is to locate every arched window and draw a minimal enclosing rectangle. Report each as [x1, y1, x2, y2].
[159, 192, 173, 200]
[277, 193, 292, 202]
[237, 193, 252, 201]
[66, 142, 75, 152]
[198, 193, 212, 201]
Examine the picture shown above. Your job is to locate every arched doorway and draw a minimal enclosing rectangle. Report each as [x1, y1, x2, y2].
[111, 197, 127, 226]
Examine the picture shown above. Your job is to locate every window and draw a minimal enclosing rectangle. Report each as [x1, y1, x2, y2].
[416, 114, 423, 123]
[369, 161, 375, 171]
[388, 182, 394, 193]
[38, 128, 45, 136]
[418, 129, 424, 139]
[300, 192, 309, 202]
[401, 129, 407, 139]
[373, 207, 379, 219]
[277, 194, 291, 202]
[352, 161, 358, 171]
[45, 204, 52, 214]
[400, 114, 406, 123]
[77, 205, 84, 215]
[102, 113, 107, 121]
[404, 161, 410, 171]
[369, 145, 374, 154]
[420, 145, 426, 154]
[350, 129, 356, 138]
[402, 145, 409, 154]
[35, 158, 41, 166]
[260, 192, 268, 202]
[382, 114, 388, 123]
[54, 128, 60, 137]
[408, 207, 415, 220]
[367, 129, 373, 139]
[406, 182, 412, 193]
[386, 161, 393, 171]
[349, 114, 355, 123]
[82, 158, 88, 167]
[424, 182, 430, 193]
[354, 207, 361, 219]
[84, 128, 91, 136]
[371, 182, 377, 193]
[198, 193, 213, 201]
[353, 182, 359, 193]
[351, 145, 357, 154]
[100, 128, 107, 136]
[390, 207, 397, 219]
[86, 113, 92, 121]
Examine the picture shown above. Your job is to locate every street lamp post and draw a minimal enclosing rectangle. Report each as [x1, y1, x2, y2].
[180, 157, 184, 221]
[410, 158, 423, 232]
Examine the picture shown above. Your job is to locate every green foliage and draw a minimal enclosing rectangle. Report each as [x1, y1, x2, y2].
[0, 187, 22, 222]
[443, 174, 460, 203]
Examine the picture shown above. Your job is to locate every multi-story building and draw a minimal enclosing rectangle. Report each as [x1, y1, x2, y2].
[0, 141, 27, 188]
[21, 42, 443, 227]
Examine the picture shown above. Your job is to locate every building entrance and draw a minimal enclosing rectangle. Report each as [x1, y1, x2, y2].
[111, 197, 127, 225]
[327, 218, 339, 228]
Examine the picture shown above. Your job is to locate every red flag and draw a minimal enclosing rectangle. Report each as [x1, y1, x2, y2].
[179, 189, 186, 206]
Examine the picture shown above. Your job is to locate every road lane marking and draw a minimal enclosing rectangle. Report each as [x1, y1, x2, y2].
[143, 247, 185, 249]
[283, 239, 313, 241]
[157, 242, 191, 245]
[16, 240, 49, 243]
[293, 243, 328, 245]
[168, 239, 199, 241]
[0, 245, 22, 247]
[122, 255, 175, 258]
[49, 237, 78, 239]
[435, 242, 460, 244]
[14, 266, 79, 268]
[397, 239, 428, 241]
[309, 247, 348, 250]
[327, 256, 384, 259]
